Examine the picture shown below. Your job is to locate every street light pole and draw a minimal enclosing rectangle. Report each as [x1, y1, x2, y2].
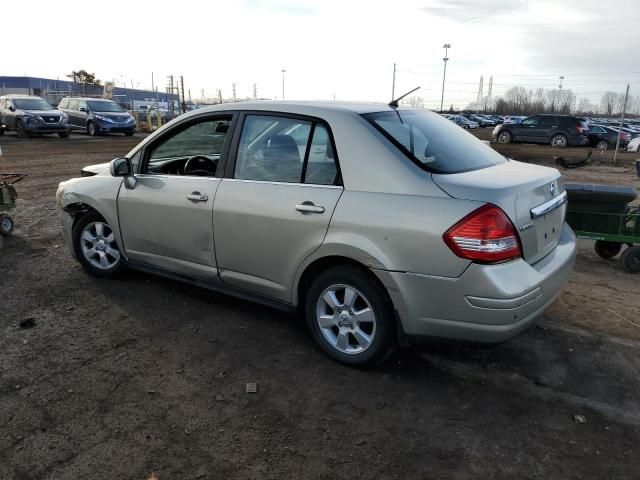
[440, 43, 451, 113]
[281, 68, 287, 100]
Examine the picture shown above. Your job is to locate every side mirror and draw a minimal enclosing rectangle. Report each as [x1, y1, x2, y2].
[79, 107, 87, 113]
[110, 157, 132, 176]
[8, 105, 15, 112]
[110, 158, 137, 189]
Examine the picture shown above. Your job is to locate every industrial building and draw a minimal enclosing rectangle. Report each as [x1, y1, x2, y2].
[0, 76, 180, 110]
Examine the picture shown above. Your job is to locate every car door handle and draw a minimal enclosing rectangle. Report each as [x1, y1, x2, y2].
[295, 202, 325, 214]
[186, 192, 208, 202]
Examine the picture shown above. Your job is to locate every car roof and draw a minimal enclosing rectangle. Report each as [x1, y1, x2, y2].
[1, 94, 44, 99]
[61, 97, 114, 101]
[185, 100, 416, 117]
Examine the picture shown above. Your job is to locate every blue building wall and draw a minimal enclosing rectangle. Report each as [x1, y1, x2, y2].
[0, 76, 179, 104]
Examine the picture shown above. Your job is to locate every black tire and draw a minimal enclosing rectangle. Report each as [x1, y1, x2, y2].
[87, 121, 99, 136]
[0, 213, 14, 235]
[58, 131, 70, 138]
[620, 245, 640, 274]
[0, 127, 5, 136]
[124, 131, 135, 137]
[497, 130, 512, 144]
[594, 240, 622, 259]
[305, 265, 395, 367]
[16, 120, 28, 138]
[550, 133, 568, 148]
[596, 139, 609, 150]
[72, 211, 123, 277]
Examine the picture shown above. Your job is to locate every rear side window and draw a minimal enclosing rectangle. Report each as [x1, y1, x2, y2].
[68, 99, 79, 111]
[363, 110, 507, 174]
[58, 98, 69, 109]
[235, 114, 338, 185]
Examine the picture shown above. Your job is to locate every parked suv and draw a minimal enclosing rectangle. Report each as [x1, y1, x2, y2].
[493, 114, 589, 147]
[0, 95, 70, 138]
[56, 102, 576, 366]
[58, 97, 136, 136]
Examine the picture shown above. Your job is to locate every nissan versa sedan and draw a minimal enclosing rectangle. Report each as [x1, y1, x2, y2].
[56, 101, 576, 366]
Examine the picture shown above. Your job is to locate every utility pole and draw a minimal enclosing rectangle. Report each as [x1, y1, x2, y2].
[613, 83, 630, 165]
[253, 83, 257, 100]
[440, 43, 451, 113]
[558, 75, 564, 90]
[151, 72, 155, 93]
[391, 63, 396, 100]
[180, 76, 186, 113]
[218, 89, 223, 104]
[232, 83, 237, 102]
[281, 68, 286, 100]
[167, 75, 175, 117]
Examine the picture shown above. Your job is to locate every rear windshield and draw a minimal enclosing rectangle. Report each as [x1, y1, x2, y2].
[363, 110, 507, 174]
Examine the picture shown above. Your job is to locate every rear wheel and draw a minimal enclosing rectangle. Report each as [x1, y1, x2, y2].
[16, 120, 28, 138]
[550, 134, 568, 148]
[620, 245, 640, 274]
[594, 240, 622, 259]
[0, 214, 14, 235]
[497, 130, 512, 144]
[72, 211, 123, 277]
[305, 265, 395, 367]
[58, 131, 70, 138]
[596, 139, 609, 150]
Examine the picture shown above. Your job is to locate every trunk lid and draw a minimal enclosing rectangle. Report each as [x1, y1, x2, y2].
[433, 160, 566, 264]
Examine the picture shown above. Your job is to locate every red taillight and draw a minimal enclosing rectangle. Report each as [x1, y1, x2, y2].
[443, 204, 522, 263]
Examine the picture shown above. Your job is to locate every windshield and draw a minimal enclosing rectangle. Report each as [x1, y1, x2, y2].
[87, 101, 124, 113]
[13, 98, 53, 110]
[363, 110, 507, 174]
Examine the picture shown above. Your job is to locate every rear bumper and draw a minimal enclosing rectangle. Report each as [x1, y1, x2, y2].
[570, 135, 589, 146]
[375, 223, 576, 343]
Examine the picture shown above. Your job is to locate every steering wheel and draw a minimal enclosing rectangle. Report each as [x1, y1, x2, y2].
[183, 155, 217, 176]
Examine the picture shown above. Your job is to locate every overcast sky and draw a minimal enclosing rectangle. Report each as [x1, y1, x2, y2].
[3, 0, 639, 107]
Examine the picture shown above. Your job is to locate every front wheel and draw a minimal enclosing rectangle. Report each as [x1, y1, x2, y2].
[497, 130, 512, 144]
[59, 131, 70, 138]
[124, 131, 135, 137]
[16, 120, 28, 138]
[72, 211, 123, 277]
[0, 214, 14, 235]
[596, 139, 609, 150]
[87, 121, 99, 136]
[305, 265, 395, 367]
[620, 245, 640, 274]
[594, 240, 621, 259]
[550, 134, 568, 148]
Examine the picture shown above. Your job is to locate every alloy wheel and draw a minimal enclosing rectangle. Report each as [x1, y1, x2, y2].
[596, 140, 609, 150]
[498, 131, 511, 143]
[80, 221, 120, 270]
[551, 135, 567, 147]
[315, 284, 377, 354]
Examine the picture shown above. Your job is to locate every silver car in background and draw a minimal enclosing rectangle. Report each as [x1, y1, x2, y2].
[56, 101, 576, 366]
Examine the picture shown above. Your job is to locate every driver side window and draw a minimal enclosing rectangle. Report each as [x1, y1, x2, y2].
[144, 116, 231, 177]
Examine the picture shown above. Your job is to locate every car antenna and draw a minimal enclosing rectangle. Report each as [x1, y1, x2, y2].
[389, 86, 421, 108]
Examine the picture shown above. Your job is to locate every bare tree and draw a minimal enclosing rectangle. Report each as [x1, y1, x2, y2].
[576, 97, 594, 114]
[404, 96, 424, 108]
[600, 91, 617, 116]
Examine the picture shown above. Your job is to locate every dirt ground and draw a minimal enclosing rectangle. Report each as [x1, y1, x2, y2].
[1, 131, 640, 479]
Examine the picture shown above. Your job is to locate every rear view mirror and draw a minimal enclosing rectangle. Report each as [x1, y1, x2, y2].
[110, 157, 132, 177]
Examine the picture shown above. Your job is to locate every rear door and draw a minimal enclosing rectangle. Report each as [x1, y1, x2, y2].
[213, 112, 343, 302]
[533, 116, 558, 143]
[67, 99, 81, 128]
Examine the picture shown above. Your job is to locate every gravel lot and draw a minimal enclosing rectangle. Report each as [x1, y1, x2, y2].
[1, 131, 640, 479]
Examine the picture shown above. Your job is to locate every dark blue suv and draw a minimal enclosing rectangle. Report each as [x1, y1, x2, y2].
[58, 97, 136, 136]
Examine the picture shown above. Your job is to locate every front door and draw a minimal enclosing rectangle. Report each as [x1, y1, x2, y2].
[213, 113, 343, 302]
[514, 116, 539, 142]
[117, 114, 234, 280]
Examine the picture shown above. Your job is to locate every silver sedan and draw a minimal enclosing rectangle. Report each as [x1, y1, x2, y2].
[57, 101, 576, 366]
